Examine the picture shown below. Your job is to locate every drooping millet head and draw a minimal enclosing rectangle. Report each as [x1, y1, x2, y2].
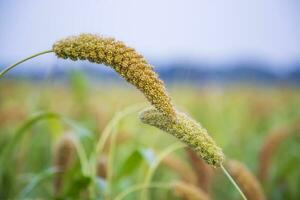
[53, 34, 176, 120]
[139, 107, 225, 167]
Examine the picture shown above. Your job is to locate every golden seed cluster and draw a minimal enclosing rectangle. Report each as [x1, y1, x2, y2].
[139, 108, 225, 167]
[53, 33, 225, 169]
[53, 34, 176, 120]
[227, 160, 266, 200]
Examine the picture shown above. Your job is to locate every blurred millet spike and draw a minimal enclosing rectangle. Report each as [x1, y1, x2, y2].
[139, 108, 225, 167]
[258, 126, 290, 182]
[53, 34, 176, 120]
[227, 160, 266, 200]
[162, 154, 198, 184]
[97, 156, 107, 179]
[53, 133, 76, 196]
[172, 181, 211, 200]
[186, 148, 213, 193]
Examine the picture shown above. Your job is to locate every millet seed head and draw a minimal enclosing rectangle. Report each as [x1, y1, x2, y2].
[53, 34, 176, 120]
[139, 107, 225, 167]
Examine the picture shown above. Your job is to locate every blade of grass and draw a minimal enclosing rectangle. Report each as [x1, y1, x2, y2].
[73, 138, 90, 176]
[0, 112, 61, 168]
[0, 111, 92, 182]
[19, 167, 58, 198]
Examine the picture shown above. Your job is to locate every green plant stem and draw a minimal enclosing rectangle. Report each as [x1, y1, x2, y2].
[0, 50, 53, 78]
[114, 182, 171, 200]
[221, 164, 247, 200]
[107, 125, 118, 197]
[92, 103, 145, 199]
[73, 138, 90, 176]
[140, 142, 186, 200]
[96, 103, 146, 155]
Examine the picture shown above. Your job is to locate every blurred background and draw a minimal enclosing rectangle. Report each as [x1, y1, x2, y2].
[0, 1, 300, 200]
[1, 0, 300, 82]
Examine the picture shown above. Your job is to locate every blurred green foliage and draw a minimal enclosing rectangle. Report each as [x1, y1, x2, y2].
[0, 74, 300, 199]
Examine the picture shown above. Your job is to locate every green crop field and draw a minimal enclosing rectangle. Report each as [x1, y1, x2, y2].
[0, 73, 299, 199]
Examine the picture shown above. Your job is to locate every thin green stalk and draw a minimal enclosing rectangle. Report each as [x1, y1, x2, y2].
[140, 142, 186, 200]
[92, 103, 145, 199]
[106, 125, 118, 197]
[96, 103, 146, 155]
[73, 138, 90, 176]
[87, 154, 98, 199]
[221, 164, 247, 200]
[0, 50, 53, 78]
[114, 182, 171, 200]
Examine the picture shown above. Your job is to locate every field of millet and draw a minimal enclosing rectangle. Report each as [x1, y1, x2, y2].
[0, 75, 299, 200]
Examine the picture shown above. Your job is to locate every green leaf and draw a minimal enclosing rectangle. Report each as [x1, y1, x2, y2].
[19, 167, 58, 198]
[117, 150, 144, 179]
[64, 174, 91, 198]
[0, 112, 61, 168]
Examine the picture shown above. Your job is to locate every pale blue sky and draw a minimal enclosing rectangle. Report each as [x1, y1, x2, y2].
[0, 0, 299, 70]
